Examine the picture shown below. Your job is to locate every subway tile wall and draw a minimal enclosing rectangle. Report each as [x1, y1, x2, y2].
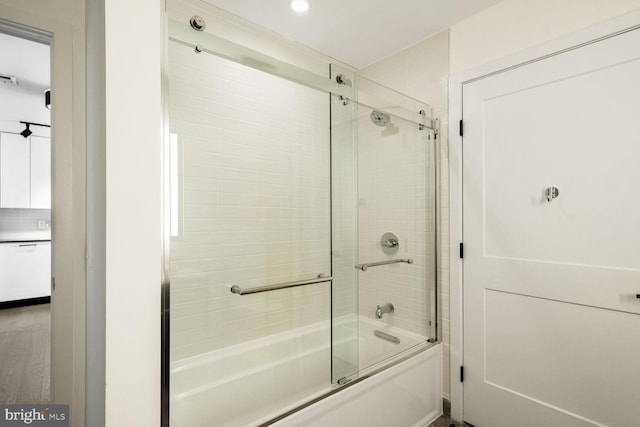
[359, 30, 451, 398]
[355, 108, 436, 341]
[168, 41, 332, 361]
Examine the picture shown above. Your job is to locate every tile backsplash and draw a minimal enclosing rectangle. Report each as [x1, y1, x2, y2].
[0, 208, 51, 233]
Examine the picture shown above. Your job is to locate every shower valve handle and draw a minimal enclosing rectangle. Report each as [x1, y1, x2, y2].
[381, 238, 398, 248]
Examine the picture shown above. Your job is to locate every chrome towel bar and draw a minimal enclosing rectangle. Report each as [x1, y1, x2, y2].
[230, 274, 332, 295]
[355, 259, 413, 271]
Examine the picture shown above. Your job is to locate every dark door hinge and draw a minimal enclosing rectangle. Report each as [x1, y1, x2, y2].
[459, 119, 463, 137]
[459, 243, 464, 259]
[460, 366, 464, 382]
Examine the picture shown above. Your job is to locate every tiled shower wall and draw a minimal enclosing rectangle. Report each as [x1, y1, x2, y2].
[355, 108, 435, 338]
[359, 30, 451, 398]
[168, 41, 332, 361]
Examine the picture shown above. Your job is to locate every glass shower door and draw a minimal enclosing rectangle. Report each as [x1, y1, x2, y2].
[330, 67, 438, 381]
[167, 36, 334, 426]
[329, 67, 359, 383]
[165, 17, 438, 426]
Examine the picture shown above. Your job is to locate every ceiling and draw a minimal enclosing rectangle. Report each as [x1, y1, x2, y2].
[202, 0, 503, 69]
[0, 31, 50, 92]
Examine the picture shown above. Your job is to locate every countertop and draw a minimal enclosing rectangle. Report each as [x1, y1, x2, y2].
[0, 232, 52, 243]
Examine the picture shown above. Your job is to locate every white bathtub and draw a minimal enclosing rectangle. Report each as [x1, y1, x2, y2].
[171, 316, 442, 427]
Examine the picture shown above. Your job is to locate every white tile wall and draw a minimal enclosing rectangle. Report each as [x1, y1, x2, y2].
[354, 105, 436, 342]
[169, 41, 331, 361]
[359, 30, 451, 398]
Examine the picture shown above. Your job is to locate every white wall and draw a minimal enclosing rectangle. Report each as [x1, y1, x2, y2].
[450, 0, 640, 74]
[103, 0, 162, 425]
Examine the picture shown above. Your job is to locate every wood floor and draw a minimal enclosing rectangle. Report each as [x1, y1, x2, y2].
[0, 303, 50, 404]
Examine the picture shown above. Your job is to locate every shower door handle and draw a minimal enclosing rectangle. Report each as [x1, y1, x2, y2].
[230, 274, 332, 295]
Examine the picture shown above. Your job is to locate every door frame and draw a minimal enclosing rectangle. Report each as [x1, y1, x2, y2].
[0, 4, 86, 423]
[448, 9, 640, 423]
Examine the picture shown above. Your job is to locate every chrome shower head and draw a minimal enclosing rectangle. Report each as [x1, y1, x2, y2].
[370, 110, 390, 127]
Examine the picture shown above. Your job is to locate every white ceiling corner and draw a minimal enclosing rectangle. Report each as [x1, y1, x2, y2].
[201, 0, 503, 69]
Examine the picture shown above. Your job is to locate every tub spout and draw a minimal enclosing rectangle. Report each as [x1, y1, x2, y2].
[375, 303, 394, 319]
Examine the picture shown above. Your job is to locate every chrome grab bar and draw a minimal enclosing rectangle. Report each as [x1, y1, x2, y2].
[355, 259, 413, 271]
[230, 274, 332, 295]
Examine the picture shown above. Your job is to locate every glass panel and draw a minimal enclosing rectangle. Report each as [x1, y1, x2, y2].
[168, 39, 333, 426]
[166, 20, 438, 424]
[353, 76, 437, 373]
[329, 66, 359, 384]
[329, 63, 437, 381]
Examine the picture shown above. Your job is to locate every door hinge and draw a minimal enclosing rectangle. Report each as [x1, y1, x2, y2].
[51, 277, 56, 292]
[459, 119, 463, 137]
[460, 366, 464, 383]
[459, 243, 464, 259]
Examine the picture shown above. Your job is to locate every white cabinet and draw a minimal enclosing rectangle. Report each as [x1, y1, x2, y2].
[30, 136, 51, 209]
[0, 241, 51, 302]
[0, 132, 31, 208]
[0, 132, 51, 209]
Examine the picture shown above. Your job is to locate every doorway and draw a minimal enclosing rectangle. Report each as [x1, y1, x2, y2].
[0, 26, 52, 404]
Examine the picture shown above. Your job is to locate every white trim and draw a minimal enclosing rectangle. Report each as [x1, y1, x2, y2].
[447, 7, 640, 423]
[0, 4, 86, 423]
[448, 76, 464, 422]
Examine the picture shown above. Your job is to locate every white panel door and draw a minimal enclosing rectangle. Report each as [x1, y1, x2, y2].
[0, 132, 31, 208]
[462, 27, 640, 427]
[30, 136, 51, 209]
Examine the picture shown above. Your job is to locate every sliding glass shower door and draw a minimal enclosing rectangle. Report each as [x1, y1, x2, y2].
[165, 17, 437, 427]
[329, 66, 438, 381]
[167, 37, 334, 426]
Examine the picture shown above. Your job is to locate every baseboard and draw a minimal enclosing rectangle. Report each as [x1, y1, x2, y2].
[0, 296, 51, 309]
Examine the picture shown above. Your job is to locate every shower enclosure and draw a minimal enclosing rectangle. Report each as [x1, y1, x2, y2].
[163, 15, 438, 427]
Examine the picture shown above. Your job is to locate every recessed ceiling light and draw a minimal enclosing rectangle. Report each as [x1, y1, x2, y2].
[289, 0, 309, 13]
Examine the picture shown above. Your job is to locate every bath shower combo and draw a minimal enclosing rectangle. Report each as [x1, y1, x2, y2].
[163, 13, 441, 427]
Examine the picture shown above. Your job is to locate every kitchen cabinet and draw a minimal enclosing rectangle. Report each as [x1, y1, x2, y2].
[30, 136, 51, 209]
[0, 241, 51, 302]
[0, 132, 51, 209]
[0, 132, 31, 208]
